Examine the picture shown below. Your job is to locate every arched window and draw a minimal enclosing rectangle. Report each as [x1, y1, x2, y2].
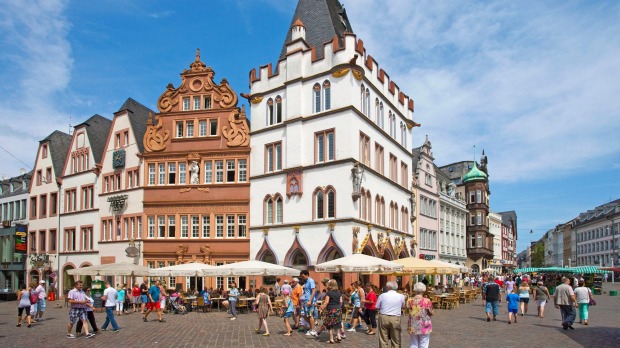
[365, 88, 371, 117]
[323, 80, 331, 110]
[392, 114, 397, 138]
[400, 122, 406, 146]
[375, 195, 381, 224]
[360, 188, 367, 220]
[379, 102, 384, 129]
[375, 99, 380, 124]
[313, 83, 321, 113]
[366, 190, 372, 223]
[388, 111, 394, 137]
[262, 250, 276, 264]
[327, 189, 335, 218]
[316, 191, 324, 219]
[394, 203, 399, 230]
[292, 251, 308, 270]
[276, 195, 283, 223]
[265, 196, 273, 224]
[266, 98, 274, 126]
[361, 84, 366, 115]
[275, 96, 282, 123]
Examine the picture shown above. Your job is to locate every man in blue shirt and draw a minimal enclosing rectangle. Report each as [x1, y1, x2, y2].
[482, 275, 501, 322]
[144, 280, 164, 322]
[300, 270, 318, 336]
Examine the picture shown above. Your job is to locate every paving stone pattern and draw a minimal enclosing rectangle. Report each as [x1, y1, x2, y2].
[1, 283, 619, 347]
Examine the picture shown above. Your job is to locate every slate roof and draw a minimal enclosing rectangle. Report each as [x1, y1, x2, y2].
[74, 114, 112, 165]
[116, 98, 155, 154]
[438, 161, 477, 185]
[0, 171, 32, 199]
[40, 130, 72, 180]
[499, 210, 518, 239]
[279, 0, 353, 61]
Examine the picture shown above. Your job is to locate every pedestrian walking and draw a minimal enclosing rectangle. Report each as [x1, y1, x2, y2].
[290, 278, 302, 330]
[299, 269, 318, 337]
[228, 282, 239, 320]
[101, 281, 119, 332]
[376, 280, 405, 348]
[16, 283, 32, 328]
[76, 287, 100, 335]
[281, 279, 292, 296]
[254, 287, 273, 336]
[506, 288, 520, 324]
[281, 288, 295, 336]
[554, 276, 578, 330]
[66, 280, 94, 338]
[131, 283, 141, 312]
[274, 278, 281, 296]
[482, 275, 501, 322]
[361, 283, 378, 335]
[534, 281, 551, 318]
[144, 280, 164, 322]
[346, 281, 365, 332]
[116, 284, 125, 316]
[140, 279, 149, 314]
[574, 279, 593, 325]
[29, 281, 38, 320]
[518, 281, 531, 316]
[407, 282, 433, 348]
[318, 279, 344, 343]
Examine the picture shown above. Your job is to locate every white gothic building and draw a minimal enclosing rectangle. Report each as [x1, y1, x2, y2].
[248, 0, 419, 286]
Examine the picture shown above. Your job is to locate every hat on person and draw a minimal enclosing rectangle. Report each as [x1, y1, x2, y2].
[39, 280, 46, 284]
[284, 279, 289, 283]
[282, 289, 290, 295]
[292, 277, 299, 282]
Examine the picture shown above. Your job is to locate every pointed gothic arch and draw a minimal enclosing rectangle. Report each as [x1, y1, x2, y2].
[317, 233, 346, 264]
[361, 233, 379, 257]
[256, 238, 279, 265]
[284, 234, 311, 269]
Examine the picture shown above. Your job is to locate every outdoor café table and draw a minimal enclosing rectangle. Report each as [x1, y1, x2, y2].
[245, 297, 256, 311]
[184, 296, 197, 311]
[211, 297, 225, 311]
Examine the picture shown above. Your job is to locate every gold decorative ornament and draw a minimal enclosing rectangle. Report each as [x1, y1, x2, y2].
[222, 106, 250, 147]
[250, 96, 264, 104]
[332, 68, 350, 78]
[262, 228, 269, 236]
[143, 113, 170, 152]
[351, 69, 363, 81]
[358, 233, 370, 254]
[328, 223, 336, 231]
[293, 225, 301, 233]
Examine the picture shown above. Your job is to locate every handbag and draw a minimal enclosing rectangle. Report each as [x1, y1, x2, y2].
[30, 292, 38, 305]
[588, 298, 596, 306]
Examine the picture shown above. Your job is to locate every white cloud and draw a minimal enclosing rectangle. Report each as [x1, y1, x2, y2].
[347, 0, 620, 183]
[0, 0, 72, 175]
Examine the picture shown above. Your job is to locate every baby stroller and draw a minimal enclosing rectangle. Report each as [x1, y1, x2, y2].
[169, 296, 188, 315]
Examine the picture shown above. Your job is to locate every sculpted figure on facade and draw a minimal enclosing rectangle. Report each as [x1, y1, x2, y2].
[176, 244, 189, 262]
[222, 106, 250, 147]
[352, 227, 359, 253]
[143, 113, 170, 152]
[190, 161, 200, 184]
[200, 245, 211, 263]
[351, 163, 363, 193]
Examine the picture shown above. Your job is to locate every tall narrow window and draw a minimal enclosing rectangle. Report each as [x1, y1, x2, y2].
[158, 216, 165, 238]
[315, 130, 335, 163]
[238, 160, 247, 182]
[186, 121, 194, 137]
[202, 216, 210, 238]
[238, 215, 246, 237]
[192, 216, 200, 238]
[204, 161, 212, 183]
[323, 80, 331, 110]
[359, 133, 370, 166]
[313, 83, 321, 113]
[193, 96, 201, 110]
[361, 84, 366, 115]
[168, 163, 176, 184]
[204, 96, 212, 109]
[226, 160, 236, 182]
[227, 215, 235, 238]
[327, 189, 335, 218]
[181, 215, 188, 238]
[176, 122, 184, 138]
[275, 96, 282, 123]
[199, 120, 207, 136]
[276, 196, 283, 223]
[215, 161, 224, 183]
[316, 191, 324, 219]
[168, 216, 176, 238]
[182, 97, 190, 111]
[216, 215, 224, 237]
[266, 197, 273, 224]
[148, 216, 155, 238]
[209, 119, 218, 136]
[375, 143, 384, 174]
[365, 89, 371, 117]
[178, 163, 186, 184]
[158, 163, 165, 185]
[265, 142, 282, 172]
[267, 98, 274, 125]
[380, 103, 384, 129]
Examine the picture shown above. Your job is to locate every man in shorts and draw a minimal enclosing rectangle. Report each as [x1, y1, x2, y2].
[140, 279, 149, 314]
[35, 280, 47, 321]
[66, 280, 94, 338]
[291, 278, 303, 330]
[300, 270, 317, 337]
[144, 280, 164, 322]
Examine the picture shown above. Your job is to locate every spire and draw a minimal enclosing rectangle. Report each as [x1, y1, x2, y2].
[279, 0, 354, 60]
[291, 18, 306, 42]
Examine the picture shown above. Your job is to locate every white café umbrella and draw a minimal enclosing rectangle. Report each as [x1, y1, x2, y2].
[431, 259, 469, 273]
[202, 260, 301, 277]
[67, 262, 152, 277]
[150, 262, 216, 277]
[314, 253, 403, 273]
[481, 268, 498, 273]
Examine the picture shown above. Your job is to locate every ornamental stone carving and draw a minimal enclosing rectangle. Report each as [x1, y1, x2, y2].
[352, 227, 360, 254]
[222, 106, 250, 147]
[143, 113, 170, 152]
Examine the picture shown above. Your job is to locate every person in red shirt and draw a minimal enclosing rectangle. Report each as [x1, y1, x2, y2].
[361, 283, 377, 335]
[131, 283, 141, 312]
[494, 277, 505, 303]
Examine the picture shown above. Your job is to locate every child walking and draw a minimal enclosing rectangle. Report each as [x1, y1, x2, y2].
[282, 289, 295, 336]
[507, 288, 520, 324]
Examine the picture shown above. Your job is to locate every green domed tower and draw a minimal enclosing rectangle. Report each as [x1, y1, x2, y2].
[463, 151, 492, 271]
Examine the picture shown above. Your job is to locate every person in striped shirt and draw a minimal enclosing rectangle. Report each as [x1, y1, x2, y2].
[66, 280, 94, 339]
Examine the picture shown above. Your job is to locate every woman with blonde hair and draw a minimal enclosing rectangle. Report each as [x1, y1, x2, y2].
[319, 279, 343, 343]
[254, 287, 273, 336]
[518, 281, 531, 316]
[407, 282, 433, 348]
[16, 283, 33, 327]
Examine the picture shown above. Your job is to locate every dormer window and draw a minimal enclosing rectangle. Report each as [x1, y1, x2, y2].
[42, 144, 48, 159]
[204, 96, 212, 109]
[182, 97, 190, 111]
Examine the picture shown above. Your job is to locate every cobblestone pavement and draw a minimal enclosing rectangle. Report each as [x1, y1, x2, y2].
[1, 283, 619, 347]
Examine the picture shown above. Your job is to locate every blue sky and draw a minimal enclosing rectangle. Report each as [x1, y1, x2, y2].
[1, 0, 619, 253]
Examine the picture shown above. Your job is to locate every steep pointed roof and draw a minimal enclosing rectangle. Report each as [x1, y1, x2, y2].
[462, 162, 488, 183]
[74, 114, 112, 165]
[40, 130, 72, 180]
[279, 0, 353, 60]
[116, 98, 155, 153]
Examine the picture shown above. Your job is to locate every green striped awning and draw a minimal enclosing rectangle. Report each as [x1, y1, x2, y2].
[513, 267, 540, 273]
[572, 266, 612, 274]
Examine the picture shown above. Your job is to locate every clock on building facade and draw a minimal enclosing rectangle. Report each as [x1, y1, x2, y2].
[112, 149, 125, 168]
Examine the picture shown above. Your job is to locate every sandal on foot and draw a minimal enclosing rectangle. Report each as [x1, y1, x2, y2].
[283, 332, 292, 336]
[262, 333, 270, 337]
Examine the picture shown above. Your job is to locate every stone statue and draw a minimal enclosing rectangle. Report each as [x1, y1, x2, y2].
[480, 149, 488, 173]
[441, 181, 447, 193]
[352, 227, 360, 253]
[351, 163, 363, 193]
[190, 161, 199, 184]
[448, 183, 456, 197]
